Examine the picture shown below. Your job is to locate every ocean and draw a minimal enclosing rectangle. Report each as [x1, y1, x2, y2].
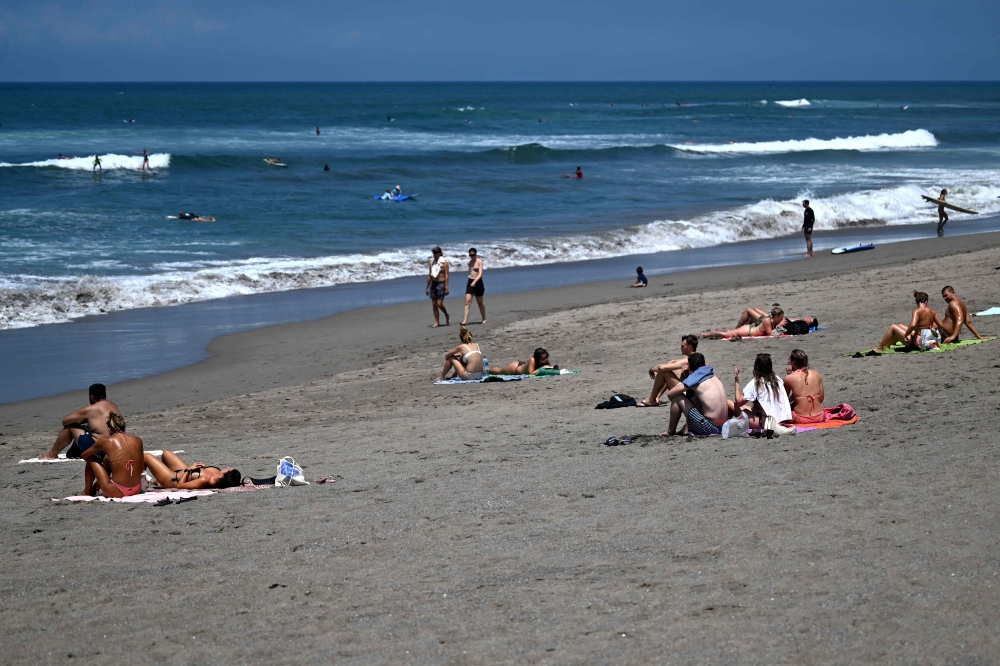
[2, 81, 999, 332]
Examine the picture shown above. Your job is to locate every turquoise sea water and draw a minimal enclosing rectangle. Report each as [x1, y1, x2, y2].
[2, 81, 999, 331]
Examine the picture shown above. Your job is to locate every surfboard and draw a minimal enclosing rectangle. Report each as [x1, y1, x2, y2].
[136, 169, 156, 175]
[562, 173, 582, 179]
[831, 244, 875, 255]
[264, 159, 288, 168]
[921, 195, 978, 215]
[372, 194, 417, 201]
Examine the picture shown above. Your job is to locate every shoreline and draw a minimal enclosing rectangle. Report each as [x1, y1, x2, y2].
[3, 224, 999, 428]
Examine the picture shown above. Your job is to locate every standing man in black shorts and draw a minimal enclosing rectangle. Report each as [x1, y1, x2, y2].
[461, 248, 486, 325]
[426, 246, 450, 327]
[802, 199, 815, 257]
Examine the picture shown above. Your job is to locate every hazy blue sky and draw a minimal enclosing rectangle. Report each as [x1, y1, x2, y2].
[1, 0, 998, 81]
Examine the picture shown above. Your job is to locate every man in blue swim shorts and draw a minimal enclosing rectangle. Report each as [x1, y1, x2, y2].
[39, 383, 125, 460]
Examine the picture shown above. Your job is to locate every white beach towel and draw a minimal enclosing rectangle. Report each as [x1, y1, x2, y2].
[19, 449, 182, 464]
[974, 307, 1000, 316]
[54, 489, 213, 503]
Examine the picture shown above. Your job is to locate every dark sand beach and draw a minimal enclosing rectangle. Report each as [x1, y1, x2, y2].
[3, 231, 1000, 663]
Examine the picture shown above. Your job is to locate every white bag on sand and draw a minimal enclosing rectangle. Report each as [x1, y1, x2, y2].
[722, 412, 750, 439]
[276, 457, 309, 486]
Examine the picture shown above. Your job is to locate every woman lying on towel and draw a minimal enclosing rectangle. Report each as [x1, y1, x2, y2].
[702, 308, 784, 340]
[439, 325, 487, 381]
[489, 347, 558, 376]
[783, 349, 826, 424]
[732, 353, 793, 429]
[736, 306, 818, 332]
[144, 450, 242, 490]
[82, 413, 145, 498]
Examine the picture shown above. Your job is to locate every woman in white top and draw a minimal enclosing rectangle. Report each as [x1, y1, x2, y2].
[733, 353, 792, 428]
[438, 325, 486, 381]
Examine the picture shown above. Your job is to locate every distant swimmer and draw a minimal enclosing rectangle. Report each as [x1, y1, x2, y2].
[464, 119, 471, 124]
[57, 154, 74, 160]
[177, 212, 216, 222]
[936, 189, 949, 235]
[122, 118, 135, 123]
[387, 114, 393, 122]
[92, 155, 102, 172]
[264, 154, 284, 165]
[574, 166, 583, 178]
[323, 164, 330, 171]
[316, 127, 321, 135]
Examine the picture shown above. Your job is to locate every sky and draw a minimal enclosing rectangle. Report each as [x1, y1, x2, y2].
[1, 0, 998, 81]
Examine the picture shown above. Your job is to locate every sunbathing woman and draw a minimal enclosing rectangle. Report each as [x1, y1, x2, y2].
[733, 353, 792, 429]
[489, 347, 556, 376]
[872, 291, 945, 353]
[703, 308, 783, 340]
[439, 325, 486, 380]
[82, 413, 145, 498]
[144, 450, 242, 490]
[783, 349, 826, 424]
[735, 306, 817, 332]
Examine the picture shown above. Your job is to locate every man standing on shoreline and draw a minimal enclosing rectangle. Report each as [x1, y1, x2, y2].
[426, 246, 450, 327]
[802, 199, 815, 257]
[39, 383, 123, 460]
[461, 248, 486, 326]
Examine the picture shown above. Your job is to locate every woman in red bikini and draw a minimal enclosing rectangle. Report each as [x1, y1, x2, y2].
[782, 349, 826, 424]
[82, 413, 145, 497]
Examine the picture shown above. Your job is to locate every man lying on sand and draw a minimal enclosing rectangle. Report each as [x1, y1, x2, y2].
[489, 348, 556, 376]
[637, 334, 698, 407]
[144, 450, 242, 490]
[702, 307, 784, 339]
[663, 353, 730, 436]
[40, 383, 123, 460]
[940, 286, 984, 343]
[783, 349, 826, 424]
[872, 291, 945, 353]
[82, 413, 144, 498]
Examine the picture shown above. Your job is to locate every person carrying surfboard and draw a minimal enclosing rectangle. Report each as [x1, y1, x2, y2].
[802, 200, 815, 257]
[936, 189, 949, 235]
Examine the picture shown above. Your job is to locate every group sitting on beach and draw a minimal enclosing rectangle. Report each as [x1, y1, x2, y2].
[868, 286, 984, 355]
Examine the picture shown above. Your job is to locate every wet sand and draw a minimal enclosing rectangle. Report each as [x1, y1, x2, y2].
[3, 231, 1000, 663]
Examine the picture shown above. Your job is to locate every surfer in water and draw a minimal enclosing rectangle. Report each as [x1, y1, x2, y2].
[139, 148, 150, 172]
[391, 185, 402, 198]
[264, 155, 283, 165]
[936, 189, 949, 235]
[802, 200, 815, 257]
[177, 212, 216, 222]
[574, 167, 583, 178]
[92, 155, 102, 173]
[316, 127, 321, 135]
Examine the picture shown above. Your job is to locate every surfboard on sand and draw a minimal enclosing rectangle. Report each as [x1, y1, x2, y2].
[832, 244, 875, 255]
[921, 195, 978, 215]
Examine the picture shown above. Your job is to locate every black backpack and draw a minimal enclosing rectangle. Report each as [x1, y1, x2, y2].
[595, 393, 637, 409]
[784, 319, 811, 336]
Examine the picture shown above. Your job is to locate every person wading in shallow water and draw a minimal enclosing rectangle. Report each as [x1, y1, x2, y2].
[426, 246, 450, 327]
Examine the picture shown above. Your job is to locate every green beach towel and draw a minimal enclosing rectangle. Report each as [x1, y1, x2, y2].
[848, 336, 995, 356]
[532, 368, 580, 377]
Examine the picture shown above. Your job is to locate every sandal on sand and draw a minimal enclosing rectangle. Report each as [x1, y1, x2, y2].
[865, 350, 882, 357]
[635, 399, 659, 408]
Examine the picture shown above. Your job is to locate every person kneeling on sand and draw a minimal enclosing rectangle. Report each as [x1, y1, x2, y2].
[439, 325, 486, 380]
[637, 334, 698, 407]
[40, 383, 123, 460]
[82, 413, 145, 498]
[703, 308, 783, 340]
[940, 286, 984, 343]
[663, 353, 729, 436]
[733, 353, 792, 430]
[871, 291, 945, 353]
[144, 450, 242, 490]
[490, 348, 556, 376]
[783, 349, 826, 424]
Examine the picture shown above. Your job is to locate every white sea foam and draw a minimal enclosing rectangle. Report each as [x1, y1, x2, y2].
[0, 153, 171, 171]
[671, 129, 937, 155]
[775, 99, 811, 107]
[4, 180, 999, 330]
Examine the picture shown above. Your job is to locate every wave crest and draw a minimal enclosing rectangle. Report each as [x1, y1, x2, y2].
[775, 99, 811, 107]
[671, 129, 937, 155]
[0, 153, 171, 171]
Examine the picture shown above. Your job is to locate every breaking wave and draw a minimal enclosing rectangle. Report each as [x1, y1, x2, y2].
[3, 181, 999, 330]
[775, 99, 811, 107]
[0, 153, 171, 171]
[671, 130, 937, 155]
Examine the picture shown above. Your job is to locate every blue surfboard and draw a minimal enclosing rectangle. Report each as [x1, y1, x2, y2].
[831, 243, 874, 255]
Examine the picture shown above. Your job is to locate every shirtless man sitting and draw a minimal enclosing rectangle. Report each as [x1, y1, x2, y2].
[82, 413, 145, 498]
[783, 349, 826, 424]
[939, 286, 984, 344]
[663, 353, 730, 436]
[873, 291, 945, 353]
[39, 383, 123, 460]
[703, 308, 783, 339]
[637, 334, 698, 407]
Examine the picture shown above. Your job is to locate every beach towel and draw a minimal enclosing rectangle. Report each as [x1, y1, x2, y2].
[434, 370, 580, 385]
[19, 449, 182, 464]
[782, 403, 859, 433]
[55, 489, 214, 504]
[848, 337, 995, 356]
[974, 307, 1000, 316]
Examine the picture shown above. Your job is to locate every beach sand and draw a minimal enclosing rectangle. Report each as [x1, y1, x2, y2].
[3, 232, 1000, 663]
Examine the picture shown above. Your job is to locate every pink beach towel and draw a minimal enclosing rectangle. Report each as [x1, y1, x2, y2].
[55, 489, 214, 503]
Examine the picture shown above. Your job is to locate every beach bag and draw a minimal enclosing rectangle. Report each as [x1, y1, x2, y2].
[784, 320, 811, 336]
[722, 412, 750, 439]
[823, 403, 857, 422]
[275, 456, 309, 487]
[595, 394, 637, 409]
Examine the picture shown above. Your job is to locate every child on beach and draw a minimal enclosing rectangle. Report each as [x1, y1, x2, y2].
[632, 266, 647, 288]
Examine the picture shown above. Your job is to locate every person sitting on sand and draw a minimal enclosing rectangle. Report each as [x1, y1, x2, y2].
[637, 334, 698, 407]
[702, 307, 784, 339]
[489, 348, 556, 376]
[144, 450, 242, 490]
[631, 266, 647, 288]
[439, 325, 486, 381]
[82, 413, 145, 498]
[939, 286, 984, 343]
[872, 291, 945, 353]
[663, 353, 730, 436]
[783, 349, 826, 424]
[733, 353, 792, 430]
[40, 383, 123, 460]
